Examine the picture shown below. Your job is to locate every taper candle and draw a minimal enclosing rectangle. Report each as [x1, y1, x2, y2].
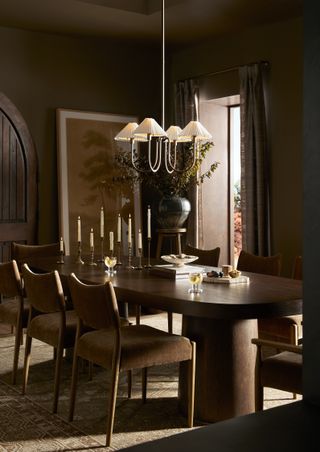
[128, 214, 132, 245]
[100, 207, 104, 238]
[90, 228, 94, 248]
[117, 214, 121, 242]
[138, 229, 142, 249]
[109, 231, 114, 251]
[77, 216, 81, 242]
[60, 237, 64, 252]
[147, 205, 151, 239]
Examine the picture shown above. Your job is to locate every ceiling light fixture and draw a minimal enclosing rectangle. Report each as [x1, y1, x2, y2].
[114, 0, 212, 174]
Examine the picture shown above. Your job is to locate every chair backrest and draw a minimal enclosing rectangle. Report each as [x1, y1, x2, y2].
[11, 242, 60, 269]
[68, 273, 120, 331]
[22, 264, 65, 313]
[237, 250, 281, 276]
[0, 260, 22, 298]
[292, 255, 302, 280]
[184, 244, 221, 267]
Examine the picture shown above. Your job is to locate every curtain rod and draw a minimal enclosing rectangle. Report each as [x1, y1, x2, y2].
[178, 60, 269, 82]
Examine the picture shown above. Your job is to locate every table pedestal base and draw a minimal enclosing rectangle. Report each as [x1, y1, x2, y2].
[179, 316, 258, 423]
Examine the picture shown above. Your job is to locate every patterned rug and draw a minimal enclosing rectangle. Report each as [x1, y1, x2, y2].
[0, 314, 300, 451]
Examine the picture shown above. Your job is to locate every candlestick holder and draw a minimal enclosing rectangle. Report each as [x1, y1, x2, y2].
[97, 237, 104, 263]
[135, 248, 143, 270]
[116, 241, 122, 265]
[126, 244, 134, 269]
[75, 241, 84, 264]
[57, 250, 64, 264]
[144, 238, 152, 268]
[88, 247, 97, 266]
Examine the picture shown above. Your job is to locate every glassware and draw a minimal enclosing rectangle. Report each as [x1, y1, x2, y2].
[188, 271, 203, 294]
[105, 256, 117, 276]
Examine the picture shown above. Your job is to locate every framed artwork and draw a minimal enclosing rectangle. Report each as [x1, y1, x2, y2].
[56, 109, 141, 256]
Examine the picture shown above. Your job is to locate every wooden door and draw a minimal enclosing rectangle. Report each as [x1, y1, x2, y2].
[0, 93, 37, 261]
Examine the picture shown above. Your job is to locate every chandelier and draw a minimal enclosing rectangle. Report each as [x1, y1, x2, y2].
[114, 0, 212, 174]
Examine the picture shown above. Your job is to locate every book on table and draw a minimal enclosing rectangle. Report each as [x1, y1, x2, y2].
[150, 264, 206, 279]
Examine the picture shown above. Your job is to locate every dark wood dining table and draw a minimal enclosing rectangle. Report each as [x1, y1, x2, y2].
[25, 255, 302, 423]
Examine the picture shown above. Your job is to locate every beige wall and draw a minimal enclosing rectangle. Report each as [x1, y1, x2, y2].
[0, 26, 161, 244]
[169, 18, 303, 276]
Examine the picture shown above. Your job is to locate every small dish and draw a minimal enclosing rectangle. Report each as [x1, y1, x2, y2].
[161, 254, 199, 267]
[229, 269, 241, 278]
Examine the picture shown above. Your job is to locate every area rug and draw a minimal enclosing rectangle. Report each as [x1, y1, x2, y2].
[0, 313, 301, 451]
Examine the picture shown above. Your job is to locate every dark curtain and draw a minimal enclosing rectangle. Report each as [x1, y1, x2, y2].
[239, 62, 271, 256]
[174, 79, 200, 246]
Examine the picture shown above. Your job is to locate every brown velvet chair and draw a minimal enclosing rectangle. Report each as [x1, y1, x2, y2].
[68, 273, 196, 447]
[11, 242, 60, 269]
[21, 264, 78, 413]
[252, 337, 302, 411]
[0, 260, 28, 384]
[184, 244, 221, 267]
[237, 250, 301, 345]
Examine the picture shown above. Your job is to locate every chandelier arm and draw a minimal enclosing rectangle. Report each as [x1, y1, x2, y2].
[130, 140, 152, 173]
[164, 141, 175, 174]
[168, 139, 198, 174]
[148, 138, 162, 173]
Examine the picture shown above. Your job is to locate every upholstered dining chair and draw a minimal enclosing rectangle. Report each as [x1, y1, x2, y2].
[252, 337, 302, 411]
[11, 242, 60, 269]
[68, 273, 196, 447]
[21, 263, 78, 413]
[0, 260, 28, 384]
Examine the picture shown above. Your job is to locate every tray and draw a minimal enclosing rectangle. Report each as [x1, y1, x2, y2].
[203, 275, 250, 284]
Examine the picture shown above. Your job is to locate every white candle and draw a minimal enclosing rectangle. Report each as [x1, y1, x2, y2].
[109, 231, 114, 251]
[138, 229, 142, 249]
[100, 207, 104, 238]
[77, 216, 81, 242]
[60, 237, 64, 252]
[90, 228, 94, 249]
[128, 214, 132, 245]
[117, 214, 121, 242]
[147, 205, 151, 239]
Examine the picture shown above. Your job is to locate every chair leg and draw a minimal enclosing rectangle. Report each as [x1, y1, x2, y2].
[69, 355, 80, 422]
[127, 370, 132, 399]
[254, 345, 264, 411]
[187, 341, 196, 428]
[12, 320, 22, 385]
[52, 342, 64, 414]
[167, 312, 173, 334]
[22, 335, 32, 395]
[106, 363, 120, 447]
[142, 367, 148, 403]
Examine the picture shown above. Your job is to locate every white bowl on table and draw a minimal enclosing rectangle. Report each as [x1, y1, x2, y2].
[161, 254, 199, 267]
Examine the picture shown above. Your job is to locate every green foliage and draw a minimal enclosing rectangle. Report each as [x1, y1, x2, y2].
[234, 180, 241, 209]
[113, 141, 219, 197]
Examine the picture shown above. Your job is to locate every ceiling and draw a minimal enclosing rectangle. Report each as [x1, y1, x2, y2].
[0, 0, 303, 47]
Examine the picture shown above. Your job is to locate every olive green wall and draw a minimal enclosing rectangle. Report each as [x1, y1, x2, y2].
[0, 26, 161, 244]
[169, 18, 303, 276]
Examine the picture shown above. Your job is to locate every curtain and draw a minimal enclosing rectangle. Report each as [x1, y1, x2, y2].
[174, 79, 200, 246]
[239, 62, 271, 256]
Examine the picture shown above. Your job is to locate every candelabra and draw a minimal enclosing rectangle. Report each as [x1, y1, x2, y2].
[126, 243, 134, 269]
[88, 246, 97, 266]
[97, 237, 104, 263]
[144, 238, 152, 268]
[135, 247, 143, 270]
[57, 249, 64, 264]
[116, 241, 122, 265]
[75, 241, 84, 264]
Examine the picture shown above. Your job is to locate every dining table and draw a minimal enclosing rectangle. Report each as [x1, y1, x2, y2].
[25, 255, 302, 424]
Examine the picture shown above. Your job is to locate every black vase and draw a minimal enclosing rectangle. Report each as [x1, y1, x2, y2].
[157, 196, 191, 228]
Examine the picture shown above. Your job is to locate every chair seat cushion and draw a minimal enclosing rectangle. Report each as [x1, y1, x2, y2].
[0, 298, 29, 326]
[77, 324, 192, 370]
[28, 309, 78, 348]
[261, 351, 302, 394]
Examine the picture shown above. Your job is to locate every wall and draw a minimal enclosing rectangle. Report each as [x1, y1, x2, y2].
[0, 26, 161, 244]
[169, 18, 303, 276]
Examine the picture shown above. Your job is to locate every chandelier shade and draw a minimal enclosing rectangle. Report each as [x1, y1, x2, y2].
[179, 121, 212, 141]
[133, 118, 167, 138]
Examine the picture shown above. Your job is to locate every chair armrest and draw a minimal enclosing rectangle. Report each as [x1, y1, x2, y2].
[251, 338, 303, 354]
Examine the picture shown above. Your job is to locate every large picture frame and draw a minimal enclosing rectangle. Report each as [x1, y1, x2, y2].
[56, 109, 141, 256]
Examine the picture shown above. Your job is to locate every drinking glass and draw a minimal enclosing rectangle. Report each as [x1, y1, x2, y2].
[188, 271, 203, 294]
[105, 256, 117, 276]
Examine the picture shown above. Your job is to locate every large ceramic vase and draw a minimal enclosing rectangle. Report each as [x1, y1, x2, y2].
[157, 196, 191, 228]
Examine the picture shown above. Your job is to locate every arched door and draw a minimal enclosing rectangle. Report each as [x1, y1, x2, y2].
[0, 93, 37, 261]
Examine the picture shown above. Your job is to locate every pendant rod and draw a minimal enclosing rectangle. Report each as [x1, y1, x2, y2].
[161, 0, 165, 129]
